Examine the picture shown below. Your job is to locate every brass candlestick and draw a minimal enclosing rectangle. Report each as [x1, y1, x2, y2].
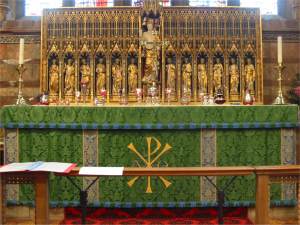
[273, 63, 286, 105]
[16, 64, 27, 105]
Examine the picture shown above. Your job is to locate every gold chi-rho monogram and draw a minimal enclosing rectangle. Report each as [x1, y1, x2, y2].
[127, 137, 172, 193]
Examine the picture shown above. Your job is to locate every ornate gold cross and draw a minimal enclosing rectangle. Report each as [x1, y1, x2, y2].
[127, 137, 172, 193]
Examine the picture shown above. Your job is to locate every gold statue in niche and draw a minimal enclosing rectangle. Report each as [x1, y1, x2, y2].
[213, 58, 224, 92]
[112, 58, 123, 95]
[244, 57, 256, 94]
[128, 58, 138, 93]
[229, 58, 239, 94]
[166, 57, 176, 90]
[80, 58, 91, 92]
[49, 58, 59, 94]
[182, 57, 192, 90]
[96, 58, 106, 92]
[141, 17, 159, 85]
[64, 58, 75, 95]
[197, 58, 208, 93]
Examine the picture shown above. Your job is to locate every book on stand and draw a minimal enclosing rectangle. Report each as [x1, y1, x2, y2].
[0, 162, 76, 173]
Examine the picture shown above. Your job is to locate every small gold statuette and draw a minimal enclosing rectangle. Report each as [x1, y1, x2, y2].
[166, 57, 176, 91]
[112, 58, 123, 95]
[64, 58, 75, 95]
[182, 57, 192, 91]
[96, 58, 106, 93]
[229, 58, 239, 95]
[213, 58, 224, 93]
[80, 58, 91, 93]
[244, 57, 256, 95]
[197, 58, 208, 94]
[49, 58, 59, 95]
[128, 58, 138, 93]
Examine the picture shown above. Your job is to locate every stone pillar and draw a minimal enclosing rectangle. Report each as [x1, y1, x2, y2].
[171, 0, 189, 6]
[63, 0, 75, 7]
[114, 0, 131, 6]
[227, 0, 240, 6]
[0, 0, 10, 23]
[293, 0, 300, 20]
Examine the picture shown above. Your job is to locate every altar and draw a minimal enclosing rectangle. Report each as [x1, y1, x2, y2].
[0, 105, 298, 207]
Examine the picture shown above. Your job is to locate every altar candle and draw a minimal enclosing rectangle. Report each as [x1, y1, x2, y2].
[277, 36, 282, 64]
[19, 38, 24, 65]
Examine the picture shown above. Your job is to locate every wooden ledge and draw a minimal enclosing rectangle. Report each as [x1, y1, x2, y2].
[64, 166, 255, 177]
[254, 165, 300, 176]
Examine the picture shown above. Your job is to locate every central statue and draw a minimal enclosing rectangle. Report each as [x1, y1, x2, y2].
[141, 16, 159, 86]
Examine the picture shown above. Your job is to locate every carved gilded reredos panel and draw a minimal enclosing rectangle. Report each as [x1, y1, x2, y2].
[41, 6, 262, 103]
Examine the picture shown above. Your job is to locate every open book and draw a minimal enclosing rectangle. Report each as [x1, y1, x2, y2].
[0, 162, 76, 173]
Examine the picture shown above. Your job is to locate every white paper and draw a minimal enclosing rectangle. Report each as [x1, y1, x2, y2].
[79, 167, 124, 176]
[31, 162, 75, 173]
[0, 162, 36, 172]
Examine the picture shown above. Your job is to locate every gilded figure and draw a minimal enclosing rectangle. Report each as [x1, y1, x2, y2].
[49, 58, 59, 94]
[166, 57, 176, 90]
[112, 58, 123, 95]
[213, 58, 223, 92]
[229, 58, 239, 94]
[80, 59, 91, 92]
[244, 58, 256, 94]
[64, 58, 75, 95]
[142, 17, 159, 84]
[96, 58, 106, 92]
[182, 57, 192, 90]
[128, 58, 138, 93]
[197, 58, 208, 93]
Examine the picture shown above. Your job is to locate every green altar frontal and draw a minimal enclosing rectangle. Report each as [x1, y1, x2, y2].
[0, 105, 298, 207]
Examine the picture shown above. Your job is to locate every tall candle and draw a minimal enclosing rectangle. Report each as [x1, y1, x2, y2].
[19, 38, 24, 65]
[277, 36, 282, 64]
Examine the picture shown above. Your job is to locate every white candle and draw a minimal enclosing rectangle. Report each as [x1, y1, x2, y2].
[277, 36, 282, 64]
[19, 38, 24, 65]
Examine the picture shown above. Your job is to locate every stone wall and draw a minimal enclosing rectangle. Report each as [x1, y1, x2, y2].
[0, 1, 299, 106]
[0, 19, 40, 106]
[262, 18, 300, 104]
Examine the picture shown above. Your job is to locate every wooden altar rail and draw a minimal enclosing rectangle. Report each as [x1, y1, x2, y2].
[255, 165, 300, 225]
[0, 165, 299, 224]
[0, 171, 49, 225]
[69, 166, 255, 176]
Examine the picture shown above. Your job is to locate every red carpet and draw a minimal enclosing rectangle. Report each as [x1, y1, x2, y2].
[61, 207, 253, 224]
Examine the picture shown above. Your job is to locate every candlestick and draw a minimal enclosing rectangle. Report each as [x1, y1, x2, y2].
[15, 64, 27, 105]
[277, 36, 282, 64]
[273, 63, 285, 105]
[19, 38, 24, 65]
